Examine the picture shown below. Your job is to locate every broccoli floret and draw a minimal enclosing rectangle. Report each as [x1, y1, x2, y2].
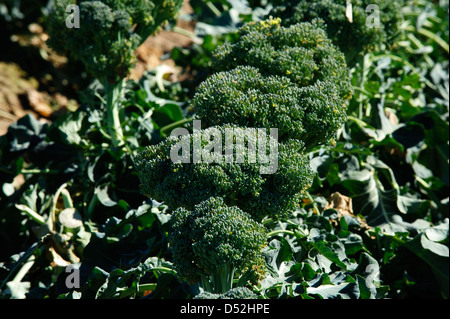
[211, 18, 352, 100]
[194, 287, 259, 299]
[169, 197, 267, 293]
[46, 0, 183, 82]
[46, 0, 182, 147]
[134, 125, 314, 221]
[190, 66, 347, 150]
[266, 0, 404, 65]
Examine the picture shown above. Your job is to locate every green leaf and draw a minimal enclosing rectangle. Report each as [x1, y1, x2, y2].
[420, 235, 449, 257]
[260, 240, 298, 296]
[7, 114, 47, 152]
[425, 221, 449, 242]
[340, 157, 420, 227]
[58, 208, 83, 229]
[5, 281, 31, 299]
[344, 174, 401, 226]
[152, 103, 185, 129]
[370, 98, 398, 140]
[397, 194, 430, 216]
[339, 232, 364, 255]
[275, 238, 294, 265]
[370, 136, 405, 153]
[264, 239, 293, 277]
[50, 109, 87, 146]
[308, 229, 349, 270]
[306, 282, 359, 299]
[301, 263, 316, 281]
[95, 185, 117, 207]
[95, 268, 126, 299]
[392, 123, 425, 148]
[306, 215, 332, 232]
[404, 233, 449, 298]
[352, 253, 380, 299]
[158, 103, 184, 122]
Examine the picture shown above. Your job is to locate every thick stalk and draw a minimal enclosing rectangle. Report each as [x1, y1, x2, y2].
[201, 264, 235, 294]
[104, 79, 125, 148]
[357, 54, 368, 119]
[215, 264, 235, 294]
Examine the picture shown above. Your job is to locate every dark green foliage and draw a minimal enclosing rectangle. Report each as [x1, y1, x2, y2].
[45, 0, 183, 82]
[191, 65, 347, 150]
[135, 125, 314, 221]
[0, 0, 448, 302]
[168, 197, 267, 293]
[267, 0, 404, 65]
[211, 17, 352, 100]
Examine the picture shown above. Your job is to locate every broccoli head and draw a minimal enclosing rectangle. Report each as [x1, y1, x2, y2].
[134, 125, 314, 221]
[168, 197, 267, 293]
[46, 0, 182, 82]
[266, 0, 404, 65]
[190, 65, 347, 150]
[211, 17, 352, 100]
[194, 287, 259, 299]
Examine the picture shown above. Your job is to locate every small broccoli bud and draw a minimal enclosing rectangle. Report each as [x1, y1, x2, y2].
[211, 17, 352, 100]
[191, 65, 347, 150]
[266, 0, 404, 65]
[134, 125, 314, 221]
[169, 197, 267, 293]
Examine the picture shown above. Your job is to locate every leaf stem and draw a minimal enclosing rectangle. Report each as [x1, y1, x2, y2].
[159, 117, 193, 135]
[151, 266, 177, 275]
[104, 79, 126, 148]
[21, 168, 59, 174]
[172, 26, 203, 44]
[15, 204, 46, 225]
[267, 229, 296, 238]
[0, 235, 49, 291]
[206, 1, 221, 17]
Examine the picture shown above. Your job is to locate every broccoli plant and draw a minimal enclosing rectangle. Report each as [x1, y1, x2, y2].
[45, 0, 183, 147]
[190, 66, 347, 150]
[168, 197, 267, 294]
[135, 18, 353, 297]
[135, 125, 314, 222]
[266, 0, 405, 65]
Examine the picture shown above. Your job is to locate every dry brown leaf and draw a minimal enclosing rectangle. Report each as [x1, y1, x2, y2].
[26, 89, 53, 118]
[48, 246, 71, 268]
[325, 192, 370, 230]
[324, 192, 353, 215]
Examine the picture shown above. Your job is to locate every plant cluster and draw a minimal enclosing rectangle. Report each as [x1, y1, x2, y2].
[135, 18, 352, 294]
[0, 0, 447, 301]
[266, 0, 405, 65]
[0, 0, 187, 300]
